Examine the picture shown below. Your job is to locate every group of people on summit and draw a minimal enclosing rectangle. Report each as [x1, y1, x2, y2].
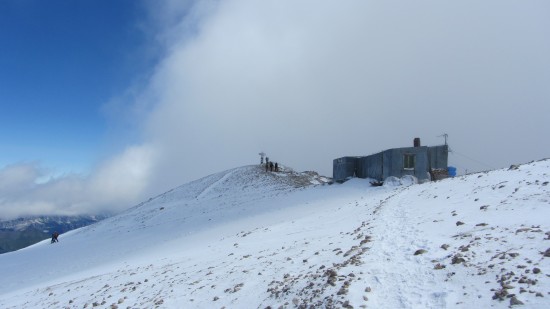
[261, 156, 279, 172]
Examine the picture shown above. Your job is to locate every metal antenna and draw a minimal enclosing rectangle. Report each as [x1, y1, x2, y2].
[438, 133, 448, 145]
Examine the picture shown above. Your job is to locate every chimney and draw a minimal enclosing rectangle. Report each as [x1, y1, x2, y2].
[413, 137, 421, 147]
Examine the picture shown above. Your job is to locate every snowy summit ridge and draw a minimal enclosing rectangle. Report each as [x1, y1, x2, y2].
[0, 161, 549, 308]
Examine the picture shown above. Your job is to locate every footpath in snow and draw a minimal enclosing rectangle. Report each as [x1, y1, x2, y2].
[0, 161, 549, 308]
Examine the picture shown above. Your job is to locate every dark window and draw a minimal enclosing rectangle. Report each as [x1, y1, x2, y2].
[404, 154, 415, 169]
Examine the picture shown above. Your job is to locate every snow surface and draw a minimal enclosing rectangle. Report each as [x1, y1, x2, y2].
[0, 162, 549, 308]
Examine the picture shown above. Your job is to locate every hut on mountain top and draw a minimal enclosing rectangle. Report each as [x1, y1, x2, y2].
[333, 138, 449, 182]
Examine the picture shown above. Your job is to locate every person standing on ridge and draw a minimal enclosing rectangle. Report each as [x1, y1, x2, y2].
[51, 231, 59, 243]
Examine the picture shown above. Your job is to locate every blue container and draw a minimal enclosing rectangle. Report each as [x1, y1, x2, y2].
[447, 166, 457, 177]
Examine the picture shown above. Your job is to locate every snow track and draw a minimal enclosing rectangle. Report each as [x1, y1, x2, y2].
[358, 188, 446, 308]
[195, 168, 236, 199]
[366, 187, 448, 308]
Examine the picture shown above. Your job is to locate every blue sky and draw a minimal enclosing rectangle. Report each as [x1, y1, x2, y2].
[1, 0, 549, 219]
[0, 1, 154, 173]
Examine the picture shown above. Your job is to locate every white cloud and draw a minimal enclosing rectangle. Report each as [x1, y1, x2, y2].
[137, 0, 550, 178]
[2, 0, 550, 218]
[89, 144, 158, 205]
[0, 145, 156, 219]
[0, 163, 42, 195]
[0, 163, 86, 219]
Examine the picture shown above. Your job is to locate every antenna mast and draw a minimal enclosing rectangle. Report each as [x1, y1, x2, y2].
[438, 133, 448, 146]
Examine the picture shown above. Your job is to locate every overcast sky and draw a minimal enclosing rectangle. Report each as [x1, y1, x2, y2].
[1, 0, 549, 219]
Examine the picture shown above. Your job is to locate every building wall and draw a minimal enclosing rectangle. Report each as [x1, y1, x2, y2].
[428, 145, 449, 169]
[358, 152, 383, 180]
[333, 144, 448, 182]
[387, 147, 430, 180]
[333, 157, 358, 182]
[382, 150, 393, 180]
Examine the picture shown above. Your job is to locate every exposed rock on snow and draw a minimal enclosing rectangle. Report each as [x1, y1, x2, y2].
[414, 249, 428, 255]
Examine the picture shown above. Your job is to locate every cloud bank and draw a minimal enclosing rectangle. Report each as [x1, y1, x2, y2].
[134, 0, 550, 186]
[2, 0, 549, 218]
[0, 145, 156, 218]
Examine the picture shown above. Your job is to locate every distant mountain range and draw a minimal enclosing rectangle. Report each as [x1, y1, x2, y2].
[0, 215, 109, 254]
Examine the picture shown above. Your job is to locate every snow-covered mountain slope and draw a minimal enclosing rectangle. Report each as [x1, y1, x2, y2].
[0, 162, 548, 308]
[0, 215, 109, 254]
